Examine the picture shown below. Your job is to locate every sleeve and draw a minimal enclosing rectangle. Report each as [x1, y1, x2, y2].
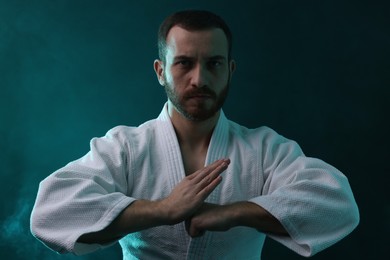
[249, 128, 360, 257]
[30, 127, 136, 255]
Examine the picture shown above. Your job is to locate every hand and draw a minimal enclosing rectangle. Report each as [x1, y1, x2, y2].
[77, 159, 230, 244]
[186, 202, 289, 237]
[159, 159, 230, 225]
[186, 203, 237, 237]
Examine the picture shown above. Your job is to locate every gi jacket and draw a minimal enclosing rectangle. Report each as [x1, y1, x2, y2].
[31, 104, 359, 259]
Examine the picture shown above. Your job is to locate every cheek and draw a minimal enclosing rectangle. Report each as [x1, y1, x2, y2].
[215, 72, 230, 88]
[163, 70, 172, 84]
[167, 69, 188, 87]
[165, 68, 179, 84]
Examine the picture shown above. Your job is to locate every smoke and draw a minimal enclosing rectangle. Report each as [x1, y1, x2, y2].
[1, 199, 29, 239]
[0, 197, 41, 259]
[0, 198, 90, 260]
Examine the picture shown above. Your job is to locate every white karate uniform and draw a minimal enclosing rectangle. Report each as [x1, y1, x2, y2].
[30, 104, 359, 259]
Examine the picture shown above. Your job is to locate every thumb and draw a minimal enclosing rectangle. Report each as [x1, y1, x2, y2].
[186, 217, 205, 237]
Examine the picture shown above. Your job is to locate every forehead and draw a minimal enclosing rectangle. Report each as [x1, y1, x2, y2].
[165, 26, 229, 59]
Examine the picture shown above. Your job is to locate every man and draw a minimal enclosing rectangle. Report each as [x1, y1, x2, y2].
[31, 10, 359, 259]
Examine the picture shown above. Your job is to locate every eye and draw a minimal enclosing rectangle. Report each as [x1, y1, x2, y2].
[176, 60, 192, 67]
[208, 60, 223, 69]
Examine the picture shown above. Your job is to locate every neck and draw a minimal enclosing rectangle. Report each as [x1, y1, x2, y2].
[167, 101, 219, 150]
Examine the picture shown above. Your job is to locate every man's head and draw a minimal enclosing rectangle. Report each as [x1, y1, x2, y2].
[157, 10, 233, 64]
[154, 10, 235, 122]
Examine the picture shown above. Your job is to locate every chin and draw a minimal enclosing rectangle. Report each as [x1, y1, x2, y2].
[183, 108, 218, 122]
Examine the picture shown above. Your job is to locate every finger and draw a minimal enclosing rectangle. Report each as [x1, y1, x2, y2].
[187, 219, 205, 238]
[200, 158, 230, 185]
[192, 159, 230, 182]
[190, 228, 205, 238]
[191, 162, 228, 195]
[197, 162, 228, 189]
[196, 174, 223, 199]
[188, 159, 224, 180]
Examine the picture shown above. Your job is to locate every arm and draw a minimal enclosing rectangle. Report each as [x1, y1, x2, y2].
[186, 201, 288, 237]
[252, 129, 360, 256]
[78, 159, 230, 244]
[189, 128, 359, 257]
[30, 122, 228, 254]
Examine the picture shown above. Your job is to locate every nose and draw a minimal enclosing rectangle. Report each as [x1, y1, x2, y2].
[190, 63, 209, 88]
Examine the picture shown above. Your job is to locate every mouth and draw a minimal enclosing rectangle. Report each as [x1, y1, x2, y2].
[191, 94, 212, 98]
[187, 95, 213, 102]
[185, 89, 216, 101]
[187, 92, 215, 99]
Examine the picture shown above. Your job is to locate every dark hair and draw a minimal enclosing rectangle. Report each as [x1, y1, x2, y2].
[158, 10, 233, 62]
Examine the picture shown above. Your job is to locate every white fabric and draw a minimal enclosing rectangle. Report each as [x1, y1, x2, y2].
[31, 104, 359, 259]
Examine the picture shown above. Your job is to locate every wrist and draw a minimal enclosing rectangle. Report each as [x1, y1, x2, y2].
[225, 202, 246, 228]
[154, 199, 176, 225]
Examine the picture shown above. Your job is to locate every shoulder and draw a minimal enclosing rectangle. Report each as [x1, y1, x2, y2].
[227, 120, 305, 166]
[227, 120, 290, 145]
[227, 120, 304, 155]
[100, 119, 160, 147]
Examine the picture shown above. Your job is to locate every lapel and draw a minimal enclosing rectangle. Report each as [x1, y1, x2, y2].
[156, 103, 230, 258]
[156, 103, 230, 193]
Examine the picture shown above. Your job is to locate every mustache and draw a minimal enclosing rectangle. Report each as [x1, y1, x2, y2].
[184, 88, 217, 99]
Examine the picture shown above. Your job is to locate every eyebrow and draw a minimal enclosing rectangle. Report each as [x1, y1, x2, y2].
[173, 55, 193, 61]
[173, 55, 227, 61]
[208, 55, 227, 61]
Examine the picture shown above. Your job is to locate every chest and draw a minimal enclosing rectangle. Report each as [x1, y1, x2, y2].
[181, 151, 207, 176]
[177, 142, 209, 176]
[127, 122, 264, 201]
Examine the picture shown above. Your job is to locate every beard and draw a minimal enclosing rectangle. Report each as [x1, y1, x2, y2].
[163, 80, 230, 122]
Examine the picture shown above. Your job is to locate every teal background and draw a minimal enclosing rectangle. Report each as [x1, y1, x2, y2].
[1, 0, 389, 259]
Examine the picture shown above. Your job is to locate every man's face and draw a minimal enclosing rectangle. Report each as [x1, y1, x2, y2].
[155, 26, 235, 121]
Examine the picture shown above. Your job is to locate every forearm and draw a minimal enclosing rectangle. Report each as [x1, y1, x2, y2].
[187, 201, 288, 237]
[78, 199, 169, 244]
[78, 159, 230, 244]
[231, 201, 288, 236]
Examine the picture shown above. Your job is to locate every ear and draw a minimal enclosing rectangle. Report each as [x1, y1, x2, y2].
[229, 59, 236, 74]
[229, 59, 236, 80]
[154, 59, 165, 86]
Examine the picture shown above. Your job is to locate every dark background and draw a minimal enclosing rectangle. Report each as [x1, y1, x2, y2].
[1, 0, 388, 259]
